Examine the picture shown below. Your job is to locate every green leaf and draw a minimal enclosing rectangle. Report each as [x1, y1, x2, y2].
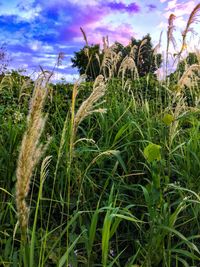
[162, 113, 174, 126]
[58, 230, 86, 267]
[144, 143, 161, 162]
[113, 123, 129, 144]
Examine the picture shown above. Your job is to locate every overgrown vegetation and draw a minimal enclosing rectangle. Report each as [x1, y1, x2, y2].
[71, 33, 162, 81]
[0, 4, 200, 267]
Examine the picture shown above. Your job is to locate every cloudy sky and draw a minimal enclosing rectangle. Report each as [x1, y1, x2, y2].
[0, 0, 199, 82]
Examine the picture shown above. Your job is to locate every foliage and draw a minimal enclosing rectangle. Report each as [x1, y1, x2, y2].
[1, 14, 200, 264]
[143, 143, 161, 162]
[71, 34, 162, 81]
[71, 44, 102, 81]
[169, 52, 200, 106]
[0, 65, 200, 266]
[162, 113, 174, 126]
[170, 52, 199, 80]
[127, 34, 162, 77]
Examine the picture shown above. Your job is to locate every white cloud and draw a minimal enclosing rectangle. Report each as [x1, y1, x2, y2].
[52, 72, 79, 83]
[57, 63, 73, 69]
[174, 1, 196, 16]
[42, 45, 54, 53]
[164, 1, 196, 17]
[19, 4, 42, 21]
[166, 0, 178, 10]
[0, 1, 42, 22]
[29, 40, 42, 51]
[157, 21, 168, 29]
[174, 16, 186, 29]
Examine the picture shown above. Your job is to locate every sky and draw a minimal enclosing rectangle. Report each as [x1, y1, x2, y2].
[0, 0, 199, 82]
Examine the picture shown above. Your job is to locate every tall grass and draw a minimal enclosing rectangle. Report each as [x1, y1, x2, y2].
[0, 4, 200, 267]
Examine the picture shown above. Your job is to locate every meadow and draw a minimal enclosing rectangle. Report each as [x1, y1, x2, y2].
[0, 5, 200, 267]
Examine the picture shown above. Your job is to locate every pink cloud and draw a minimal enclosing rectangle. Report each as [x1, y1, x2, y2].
[88, 24, 136, 45]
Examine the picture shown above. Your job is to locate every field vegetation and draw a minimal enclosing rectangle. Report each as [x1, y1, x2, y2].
[0, 4, 200, 267]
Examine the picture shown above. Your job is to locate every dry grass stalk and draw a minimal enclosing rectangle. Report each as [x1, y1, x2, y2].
[167, 14, 176, 52]
[80, 27, 89, 46]
[118, 56, 139, 85]
[84, 47, 89, 58]
[73, 75, 107, 134]
[178, 64, 200, 89]
[95, 53, 101, 69]
[16, 74, 50, 242]
[101, 44, 122, 78]
[102, 36, 109, 52]
[137, 38, 147, 67]
[153, 31, 163, 55]
[166, 14, 176, 74]
[129, 45, 137, 59]
[153, 32, 163, 79]
[80, 28, 94, 76]
[119, 56, 137, 73]
[178, 3, 200, 57]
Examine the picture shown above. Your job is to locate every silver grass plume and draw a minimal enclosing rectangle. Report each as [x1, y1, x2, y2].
[73, 75, 107, 134]
[178, 64, 200, 90]
[166, 14, 176, 74]
[16, 73, 50, 242]
[178, 4, 200, 57]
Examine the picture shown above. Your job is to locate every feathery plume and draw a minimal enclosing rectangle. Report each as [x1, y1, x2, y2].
[118, 56, 139, 85]
[80, 27, 89, 46]
[102, 36, 109, 52]
[137, 38, 148, 67]
[166, 14, 176, 73]
[73, 75, 107, 134]
[16, 73, 50, 242]
[167, 14, 176, 51]
[178, 4, 200, 57]
[153, 31, 163, 55]
[178, 64, 200, 89]
[101, 44, 122, 79]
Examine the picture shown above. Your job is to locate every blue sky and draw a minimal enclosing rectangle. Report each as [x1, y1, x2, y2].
[0, 0, 199, 81]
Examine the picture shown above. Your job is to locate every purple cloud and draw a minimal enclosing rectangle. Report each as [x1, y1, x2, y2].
[94, 24, 136, 44]
[58, 4, 107, 43]
[147, 4, 157, 12]
[107, 2, 140, 13]
[0, 0, 166, 82]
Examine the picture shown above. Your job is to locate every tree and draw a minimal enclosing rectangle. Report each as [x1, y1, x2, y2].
[177, 52, 198, 75]
[71, 34, 162, 80]
[71, 44, 102, 81]
[169, 52, 200, 107]
[169, 52, 199, 81]
[126, 34, 162, 77]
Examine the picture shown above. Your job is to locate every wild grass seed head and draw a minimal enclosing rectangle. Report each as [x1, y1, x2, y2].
[74, 74, 107, 134]
[16, 73, 50, 241]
